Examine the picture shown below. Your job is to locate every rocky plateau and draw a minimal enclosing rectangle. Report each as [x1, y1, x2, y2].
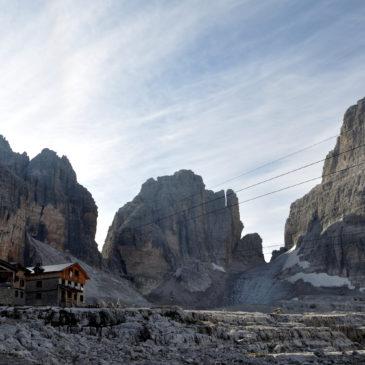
[0, 306, 365, 365]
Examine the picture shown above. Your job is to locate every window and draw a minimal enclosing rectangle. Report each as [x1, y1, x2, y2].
[15, 290, 18, 298]
[69, 270, 73, 278]
[36, 293, 42, 300]
[62, 279, 65, 285]
[67, 291, 71, 299]
[14, 276, 19, 282]
[73, 293, 77, 300]
[61, 290, 66, 301]
[20, 279, 24, 287]
[75, 270, 79, 277]
[20, 292, 24, 298]
[80, 295, 83, 303]
[36, 281, 42, 288]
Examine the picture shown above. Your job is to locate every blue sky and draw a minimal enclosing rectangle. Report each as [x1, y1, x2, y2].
[1, 0, 365, 259]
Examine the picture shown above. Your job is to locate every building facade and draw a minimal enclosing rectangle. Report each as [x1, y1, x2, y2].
[0, 261, 89, 307]
[26, 263, 89, 307]
[0, 260, 27, 306]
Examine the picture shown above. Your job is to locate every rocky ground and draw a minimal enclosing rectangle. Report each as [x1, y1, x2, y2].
[0, 306, 364, 364]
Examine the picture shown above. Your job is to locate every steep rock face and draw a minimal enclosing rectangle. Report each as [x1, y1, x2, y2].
[103, 170, 264, 295]
[231, 233, 264, 270]
[284, 97, 365, 287]
[0, 137, 101, 266]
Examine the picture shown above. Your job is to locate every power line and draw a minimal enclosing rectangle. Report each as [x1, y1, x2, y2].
[261, 201, 365, 254]
[134, 159, 365, 229]
[166, 123, 364, 210]
[234, 142, 365, 194]
[197, 160, 365, 219]
[171, 141, 365, 218]
[262, 205, 365, 254]
[135, 141, 365, 229]
[210, 136, 337, 188]
[261, 229, 365, 258]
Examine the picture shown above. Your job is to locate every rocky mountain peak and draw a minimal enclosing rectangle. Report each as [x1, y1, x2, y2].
[322, 97, 365, 183]
[0, 135, 29, 176]
[0, 136, 101, 266]
[103, 169, 264, 299]
[139, 169, 205, 201]
[0, 135, 12, 152]
[28, 148, 77, 184]
[284, 97, 365, 288]
[342, 97, 365, 131]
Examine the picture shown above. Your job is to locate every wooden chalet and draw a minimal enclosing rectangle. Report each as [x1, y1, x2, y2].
[0, 259, 28, 306]
[26, 263, 89, 307]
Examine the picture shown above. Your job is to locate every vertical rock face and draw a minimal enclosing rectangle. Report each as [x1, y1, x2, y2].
[284, 97, 365, 286]
[0, 136, 101, 266]
[231, 233, 264, 271]
[103, 170, 264, 295]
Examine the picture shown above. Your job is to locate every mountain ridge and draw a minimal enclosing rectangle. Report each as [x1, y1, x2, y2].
[0, 136, 101, 266]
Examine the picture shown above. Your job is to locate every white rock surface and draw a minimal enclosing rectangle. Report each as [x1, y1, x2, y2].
[287, 272, 356, 289]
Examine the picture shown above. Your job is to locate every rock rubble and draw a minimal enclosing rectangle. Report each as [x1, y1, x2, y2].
[0, 306, 364, 364]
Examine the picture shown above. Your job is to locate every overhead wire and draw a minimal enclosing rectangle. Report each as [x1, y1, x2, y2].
[166, 123, 363, 210]
[261, 202, 365, 253]
[153, 140, 365, 220]
[133, 158, 365, 229]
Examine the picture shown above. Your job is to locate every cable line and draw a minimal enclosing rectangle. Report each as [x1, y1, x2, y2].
[195, 160, 365, 220]
[170, 123, 364, 208]
[261, 203, 365, 253]
[177, 140, 365, 215]
[261, 229, 365, 257]
[134, 159, 365, 229]
[135, 144, 365, 229]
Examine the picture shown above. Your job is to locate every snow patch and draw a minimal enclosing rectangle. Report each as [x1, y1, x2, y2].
[288, 244, 297, 253]
[287, 272, 355, 289]
[360, 287, 365, 293]
[211, 263, 226, 272]
[283, 249, 310, 270]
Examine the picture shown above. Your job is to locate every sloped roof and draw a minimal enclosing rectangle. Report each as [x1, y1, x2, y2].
[27, 263, 72, 273]
[26, 262, 89, 279]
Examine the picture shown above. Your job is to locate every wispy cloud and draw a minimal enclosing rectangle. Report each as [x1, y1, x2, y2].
[1, 0, 365, 259]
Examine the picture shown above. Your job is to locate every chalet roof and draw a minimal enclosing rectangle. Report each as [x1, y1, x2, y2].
[26, 262, 89, 279]
[26, 263, 72, 273]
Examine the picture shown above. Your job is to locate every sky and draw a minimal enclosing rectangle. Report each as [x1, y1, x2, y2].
[1, 0, 365, 260]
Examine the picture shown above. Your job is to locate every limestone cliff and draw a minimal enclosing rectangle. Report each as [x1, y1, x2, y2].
[0, 136, 101, 266]
[103, 170, 264, 296]
[284, 97, 365, 287]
